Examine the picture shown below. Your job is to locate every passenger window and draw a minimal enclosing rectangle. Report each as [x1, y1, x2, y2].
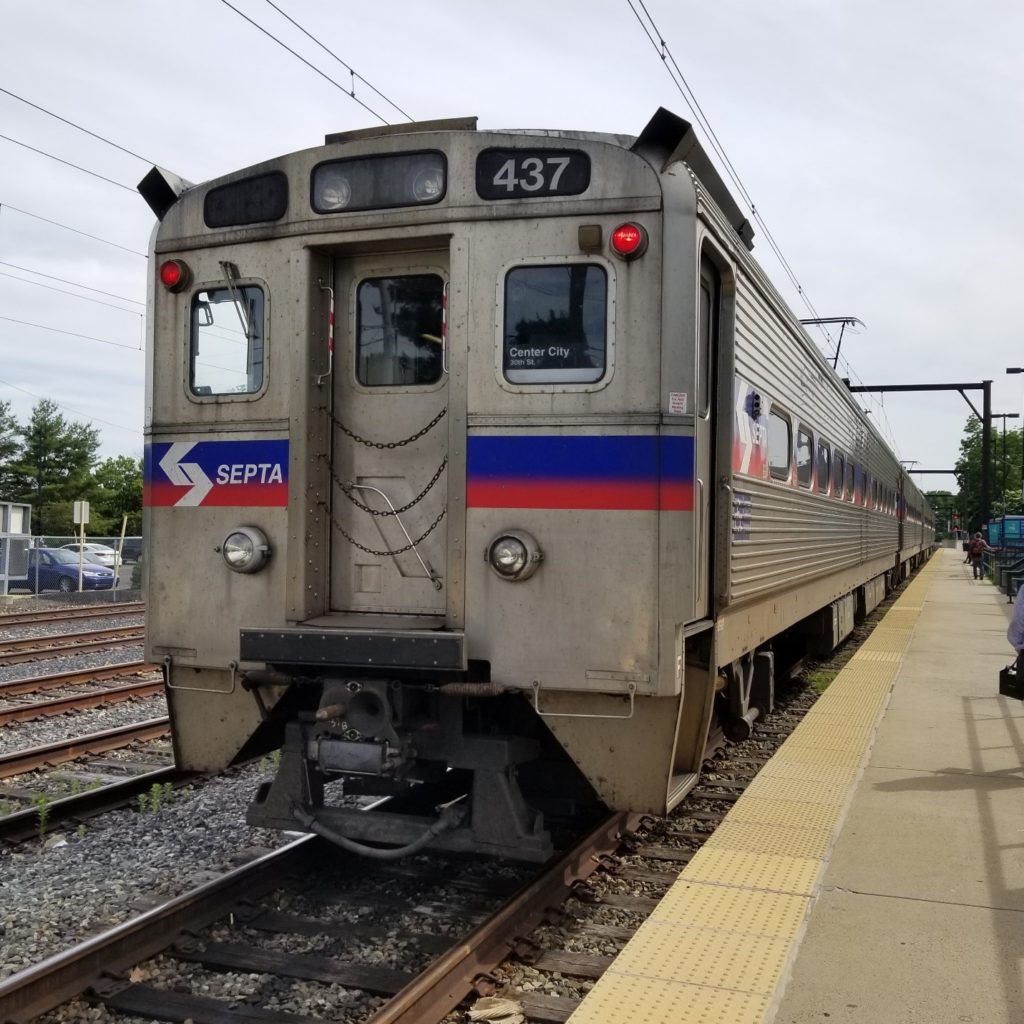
[356, 274, 443, 386]
[190, 285, 265, 396]
[834, 452, 845, 498]
[503, 264, 606, 384]
[796, 426, 813, 488]
[768, 410, 791, 480]
[845, 459, 854, 501]
[816, 440, 831, 493]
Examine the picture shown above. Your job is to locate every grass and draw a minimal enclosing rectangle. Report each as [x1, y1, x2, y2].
[806, 669, 839, 693]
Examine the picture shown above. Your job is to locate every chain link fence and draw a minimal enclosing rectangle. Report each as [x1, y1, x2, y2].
[1, 535, 143, 597]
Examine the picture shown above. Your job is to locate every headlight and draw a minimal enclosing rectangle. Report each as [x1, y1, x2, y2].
[486, 530, 543, 581]
[409, 164, 444, 202]
[315, 168, 352, 210]
[221, 526, 271, 574]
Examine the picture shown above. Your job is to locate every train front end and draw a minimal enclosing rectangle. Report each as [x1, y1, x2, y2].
[142, 111, 721, 860]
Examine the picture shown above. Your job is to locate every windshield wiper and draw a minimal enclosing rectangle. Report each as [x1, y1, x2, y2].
[219, 260, 252, 341]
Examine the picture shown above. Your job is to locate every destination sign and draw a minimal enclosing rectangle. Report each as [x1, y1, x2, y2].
[476, 149, 590, 200]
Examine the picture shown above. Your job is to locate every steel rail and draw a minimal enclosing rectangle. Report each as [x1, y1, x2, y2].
[0, 625, 145, 654]
[0, 717, 170, 779]
[0, 661, 153, 697]
[0, 633, 145, 667]
[0, 835, 325, 1023]
[0, 602, 144, 627]
[0, 766, 198, 845]
[367, 810, 639, 1024]
[0, 679, 165, 724]
[0, 811, 637, 1023]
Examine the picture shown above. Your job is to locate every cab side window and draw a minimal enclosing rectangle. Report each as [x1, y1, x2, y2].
[190, 285, 265, 396]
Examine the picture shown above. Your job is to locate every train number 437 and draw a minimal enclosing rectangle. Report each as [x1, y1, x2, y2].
[492, 156, 572, 193]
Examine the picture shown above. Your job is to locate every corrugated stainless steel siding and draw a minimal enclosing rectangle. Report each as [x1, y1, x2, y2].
[688, 177, 925, 606]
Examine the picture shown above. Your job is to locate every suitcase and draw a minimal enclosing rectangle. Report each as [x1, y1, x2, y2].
[1000, 657, 1024, 700]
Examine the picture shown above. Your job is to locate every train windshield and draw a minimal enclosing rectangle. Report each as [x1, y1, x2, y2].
[503, 264, 606, 384]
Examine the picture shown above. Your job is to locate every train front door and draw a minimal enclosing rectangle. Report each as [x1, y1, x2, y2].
[329, 254, 450, 617]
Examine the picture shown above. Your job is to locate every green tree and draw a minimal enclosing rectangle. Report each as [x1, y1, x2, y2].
[8, 400, 100, 534]
[924, 490, 956, 537]
[0, 400, 21, 496]
[954, 418, 1023, 531]
[89, 455, 143, 534]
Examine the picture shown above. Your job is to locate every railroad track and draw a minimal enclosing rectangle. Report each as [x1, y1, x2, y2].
[0, 717, 171, 779]
[0, 660, 153, 697]
[0, 661, 161, 724]
[0, 765, 196, 844]
[0, 678, 165, 724]
[0, 576, 918, 1022]
[0, 670, 821, 1023]
[0, 811, 636, 1024]
[0, 671, 811, 1024]
[0, 677, 812, 1023]
[0, 602, 145, 627]
[0, 625, 145, 665]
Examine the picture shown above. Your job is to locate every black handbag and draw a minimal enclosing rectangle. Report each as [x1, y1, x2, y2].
[1000, 657, 1024, 700]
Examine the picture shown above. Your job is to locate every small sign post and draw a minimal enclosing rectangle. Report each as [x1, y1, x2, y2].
[73, 501, 89, 593]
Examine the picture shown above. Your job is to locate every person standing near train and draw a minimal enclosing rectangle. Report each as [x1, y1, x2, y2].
[968, 532, 995, 580]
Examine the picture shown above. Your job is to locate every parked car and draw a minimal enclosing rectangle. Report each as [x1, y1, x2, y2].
[119, 537, 143, 562]
[11, 548, 117, 593]
[61, 542, 119, 568]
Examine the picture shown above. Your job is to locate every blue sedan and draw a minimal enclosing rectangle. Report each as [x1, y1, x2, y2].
[12, 548, 117, 593]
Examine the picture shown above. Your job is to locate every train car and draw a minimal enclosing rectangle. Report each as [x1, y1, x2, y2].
[140, 109, 934, 861]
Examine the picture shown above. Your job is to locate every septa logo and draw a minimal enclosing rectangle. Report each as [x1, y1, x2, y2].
[145, 439, 289, 508]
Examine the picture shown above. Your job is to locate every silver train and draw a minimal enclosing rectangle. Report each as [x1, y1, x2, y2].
[140, 109, 934, 860]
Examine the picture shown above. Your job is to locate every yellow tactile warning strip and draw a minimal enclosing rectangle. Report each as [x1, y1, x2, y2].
[566, 557, 942, 1024]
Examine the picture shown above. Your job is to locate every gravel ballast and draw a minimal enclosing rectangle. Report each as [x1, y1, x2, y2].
[0, 764, 290, 981]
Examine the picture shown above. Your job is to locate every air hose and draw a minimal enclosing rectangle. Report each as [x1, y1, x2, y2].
[291, 803, 461, 861]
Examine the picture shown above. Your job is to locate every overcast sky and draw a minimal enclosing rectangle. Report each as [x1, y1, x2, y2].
[2, 0, 1022, 493]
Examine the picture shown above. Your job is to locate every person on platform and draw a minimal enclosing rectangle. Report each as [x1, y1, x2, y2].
[968, 532, 995, 580]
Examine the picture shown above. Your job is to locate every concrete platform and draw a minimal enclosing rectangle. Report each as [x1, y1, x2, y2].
[775, 550, 1024, 1023]
[567, 548, 1024, 1024]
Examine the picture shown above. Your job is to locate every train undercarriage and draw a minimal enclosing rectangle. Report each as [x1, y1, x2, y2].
[238, 558, 924, 862]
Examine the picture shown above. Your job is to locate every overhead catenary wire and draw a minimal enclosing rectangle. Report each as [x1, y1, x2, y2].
[0, 132, 136, 194]
[0, 86, 159, 166]
[0, 261, 143, 306]
[624, 0, 902, 458]
[0, 375, 139, 436]
[0, 316, 142, 352]
[0, 203, 147, 258]
[216, 0, 394, 125]
[0, 269, 144, 316]
[261, 0, 413, 121]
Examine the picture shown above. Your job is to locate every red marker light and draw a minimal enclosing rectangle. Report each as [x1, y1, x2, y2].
[610, 223, 648, 260]
[159, 259, 190, 292]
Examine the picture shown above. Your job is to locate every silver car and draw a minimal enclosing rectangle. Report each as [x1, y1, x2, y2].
[61, 542, 119, 569]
